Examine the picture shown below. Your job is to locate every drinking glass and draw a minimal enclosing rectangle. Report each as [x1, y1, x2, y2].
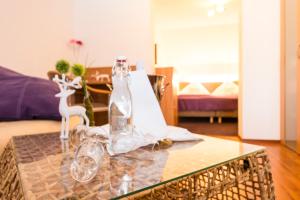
[70, 138, 104, 182]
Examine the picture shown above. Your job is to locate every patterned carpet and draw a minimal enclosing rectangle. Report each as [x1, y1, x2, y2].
[178, 117, 238, 136]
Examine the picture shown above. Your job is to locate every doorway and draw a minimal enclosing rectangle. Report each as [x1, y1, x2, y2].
[152, 0, 241, 136]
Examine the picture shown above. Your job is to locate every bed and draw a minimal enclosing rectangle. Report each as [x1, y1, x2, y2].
[178, 82, 238, 123]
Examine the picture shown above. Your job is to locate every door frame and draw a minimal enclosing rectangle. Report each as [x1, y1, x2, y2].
[280, 0, 300, 153]
[297, 0, 300, 153]
[280, 0, 286, 145]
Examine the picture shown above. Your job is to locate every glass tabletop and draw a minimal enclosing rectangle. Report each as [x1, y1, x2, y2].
[12, 133, 264, 200]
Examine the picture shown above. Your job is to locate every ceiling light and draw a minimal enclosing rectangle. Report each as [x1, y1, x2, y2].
[209, 0, 228, 4]
[216, 4, 225, 13]
[207, 9, 215, 17]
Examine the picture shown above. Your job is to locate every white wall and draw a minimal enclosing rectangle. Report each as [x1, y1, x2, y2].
[0, 0, 73, 78]
[155, 24, 239, 82]
[73, 0, 154, 73]
[0, 0, 153, 78]
[240, 0, 281, 140]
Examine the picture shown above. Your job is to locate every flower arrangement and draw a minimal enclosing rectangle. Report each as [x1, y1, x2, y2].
[54, 39, 95, 126]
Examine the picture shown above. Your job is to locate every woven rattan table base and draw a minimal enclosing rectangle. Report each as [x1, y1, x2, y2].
[0, 141, 24, 200]
[129, 151, 275, 200]
[0, 138, 275, 200]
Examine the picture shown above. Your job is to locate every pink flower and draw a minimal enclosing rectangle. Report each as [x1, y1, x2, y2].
[76, 40, 83, 46]
[69, 39, 83, 46]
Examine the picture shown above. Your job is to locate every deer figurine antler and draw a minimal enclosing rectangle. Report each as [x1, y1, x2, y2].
[53, 74, 90, 139]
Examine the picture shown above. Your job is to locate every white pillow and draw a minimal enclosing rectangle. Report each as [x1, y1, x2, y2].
[179, 83, 210, 95]
[212, 82, 239, 95]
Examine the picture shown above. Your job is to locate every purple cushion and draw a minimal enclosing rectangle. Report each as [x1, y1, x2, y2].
[0, 66, 61, 121]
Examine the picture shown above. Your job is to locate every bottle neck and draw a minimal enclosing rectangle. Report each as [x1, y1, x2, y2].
[113, 62, 129, 80]
[113, 60, 129, 75]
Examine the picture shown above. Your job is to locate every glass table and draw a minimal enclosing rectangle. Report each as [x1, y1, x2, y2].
[0, 133, 275, 200]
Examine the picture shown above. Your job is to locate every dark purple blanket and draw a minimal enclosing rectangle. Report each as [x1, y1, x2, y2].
[178, 94, 238, 112]
[0, 66, 61, 121]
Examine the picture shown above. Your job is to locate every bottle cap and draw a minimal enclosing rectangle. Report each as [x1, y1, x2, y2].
[116, 56, 127, 63]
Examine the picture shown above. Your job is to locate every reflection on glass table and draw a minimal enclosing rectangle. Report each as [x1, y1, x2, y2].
[0, 132, 275, 199]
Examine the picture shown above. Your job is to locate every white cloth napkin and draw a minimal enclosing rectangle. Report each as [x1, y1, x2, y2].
[129, 69, 168, 140]
[84, 124, 202, 155]
[76, 67, 203, 156]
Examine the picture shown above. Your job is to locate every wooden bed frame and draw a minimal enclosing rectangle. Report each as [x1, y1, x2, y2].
[178, 82, 238, 123]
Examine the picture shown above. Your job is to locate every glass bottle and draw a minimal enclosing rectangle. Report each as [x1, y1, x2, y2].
[109, 56, 132, 140]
